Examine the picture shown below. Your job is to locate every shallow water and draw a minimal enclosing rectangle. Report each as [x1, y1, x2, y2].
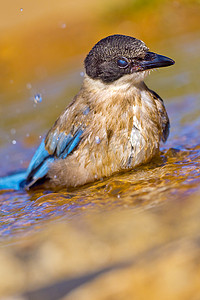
[0, 32, 200, 241]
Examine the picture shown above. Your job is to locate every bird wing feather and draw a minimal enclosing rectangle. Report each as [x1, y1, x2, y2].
[25, 124, 84, 188]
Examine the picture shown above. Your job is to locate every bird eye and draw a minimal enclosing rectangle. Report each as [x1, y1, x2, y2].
[117, 58, 129, 68]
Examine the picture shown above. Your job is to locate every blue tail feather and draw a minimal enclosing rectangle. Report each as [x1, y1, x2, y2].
[0, 128, 84, 190]
[0, 171, 27, 190]
[26, 139, 49, 175]
[26, 157, 54, 189]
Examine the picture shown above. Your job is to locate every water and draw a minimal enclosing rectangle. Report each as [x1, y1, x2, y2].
[0, 33, 200, 241]
[33, 93, 42, 104]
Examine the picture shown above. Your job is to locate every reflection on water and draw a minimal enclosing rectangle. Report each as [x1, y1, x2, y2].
[0, 33, 200, 241]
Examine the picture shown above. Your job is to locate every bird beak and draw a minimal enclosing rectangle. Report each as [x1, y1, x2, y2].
[133, 51, 175, 72]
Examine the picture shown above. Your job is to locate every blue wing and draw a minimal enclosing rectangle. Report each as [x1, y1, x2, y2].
[25, 127, 84, 189]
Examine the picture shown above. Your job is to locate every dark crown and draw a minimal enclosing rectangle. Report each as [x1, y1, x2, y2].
[84, 34, 148, 82]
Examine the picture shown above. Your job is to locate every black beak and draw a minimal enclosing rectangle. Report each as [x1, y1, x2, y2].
[133, 51, 175, 72]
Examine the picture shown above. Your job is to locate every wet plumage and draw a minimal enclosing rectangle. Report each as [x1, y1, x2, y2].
[0, 34, 175, 190]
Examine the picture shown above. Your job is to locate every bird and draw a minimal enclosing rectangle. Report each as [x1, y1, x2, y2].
[0, 34, 175, 190]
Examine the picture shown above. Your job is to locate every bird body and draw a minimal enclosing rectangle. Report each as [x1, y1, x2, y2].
[46, 75, 168, 188]
[0, 34, 174, 190]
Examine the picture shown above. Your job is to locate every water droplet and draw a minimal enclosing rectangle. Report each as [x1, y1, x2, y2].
[26, 83, 32, 89]
[34, 93, 42, 103]
[10, 128, 16, 135]
[117, 194, 121, 198]
[20, 8, 23, 12]
[12, 140, 16, 145]
[39, 135, 42, 139]
[95, 136, 101, 144]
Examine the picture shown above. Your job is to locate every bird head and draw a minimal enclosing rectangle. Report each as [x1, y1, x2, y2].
[84, 34, 175, 84]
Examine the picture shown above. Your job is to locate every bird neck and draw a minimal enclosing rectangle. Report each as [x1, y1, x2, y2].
[83, 73, 148, 93]
[82, 73, 151, 109]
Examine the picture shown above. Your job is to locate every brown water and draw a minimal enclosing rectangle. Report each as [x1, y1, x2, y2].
[0, 32, 200, 240]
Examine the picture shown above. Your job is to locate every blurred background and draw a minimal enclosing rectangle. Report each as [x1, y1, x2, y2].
[0, 1, 200, 299]
[0, 0, 199, 87]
